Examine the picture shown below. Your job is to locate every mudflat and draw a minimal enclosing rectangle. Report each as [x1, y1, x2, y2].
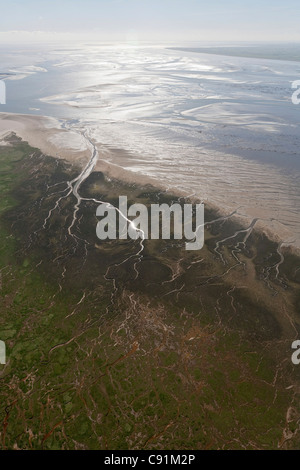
[0, 133, 299, 449]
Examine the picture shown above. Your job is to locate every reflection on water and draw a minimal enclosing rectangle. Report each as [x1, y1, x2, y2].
[1, 43, 300, 246]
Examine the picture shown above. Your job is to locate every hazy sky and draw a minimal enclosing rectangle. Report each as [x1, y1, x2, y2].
[0, 0, 300, 43]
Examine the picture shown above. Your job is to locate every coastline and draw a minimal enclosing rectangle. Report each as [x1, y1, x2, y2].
[0, 111, 299, 257]
[0, 130, 300, 449]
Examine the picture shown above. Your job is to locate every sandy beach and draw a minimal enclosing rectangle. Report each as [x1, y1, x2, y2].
[0, 111, 299, 257]
[0, 112, 174, 189]
[0, 113, 91, 165]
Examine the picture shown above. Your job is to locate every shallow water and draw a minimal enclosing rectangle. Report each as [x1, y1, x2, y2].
[1, 43, 300, 246]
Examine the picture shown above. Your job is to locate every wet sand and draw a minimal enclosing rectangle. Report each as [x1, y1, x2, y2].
[0, 111, 299, 256]
[0, 113, 91, 166]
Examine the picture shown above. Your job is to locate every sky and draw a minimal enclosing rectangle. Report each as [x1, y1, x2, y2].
[0, 0, 300, 43]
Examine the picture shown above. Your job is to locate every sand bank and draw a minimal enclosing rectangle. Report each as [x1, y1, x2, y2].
[0, 111, 299, 256]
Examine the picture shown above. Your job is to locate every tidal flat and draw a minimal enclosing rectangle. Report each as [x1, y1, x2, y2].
[0, 134, 300, 450]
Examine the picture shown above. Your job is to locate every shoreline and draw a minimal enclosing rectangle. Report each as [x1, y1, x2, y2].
[0, 111, 299, 258]
[1, 131, 300, 450]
